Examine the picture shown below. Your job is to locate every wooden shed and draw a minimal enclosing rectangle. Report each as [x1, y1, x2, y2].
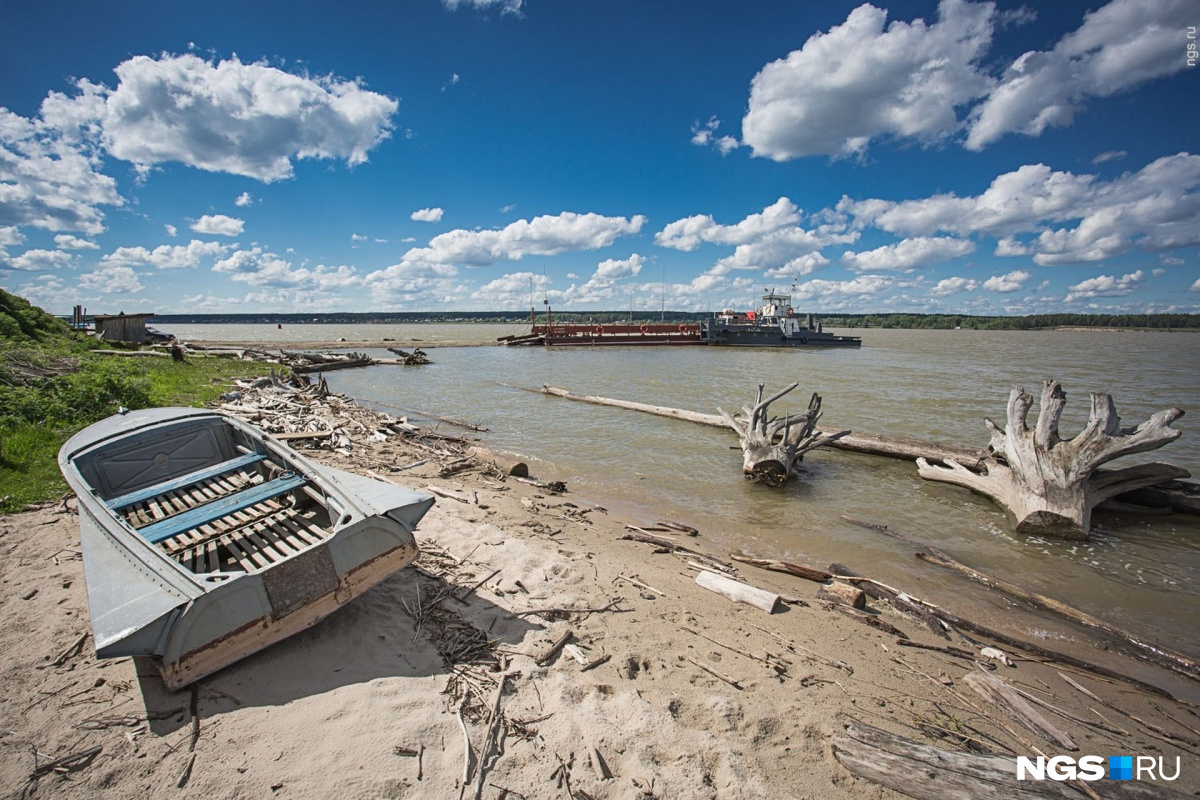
[94, 312, 155, 343]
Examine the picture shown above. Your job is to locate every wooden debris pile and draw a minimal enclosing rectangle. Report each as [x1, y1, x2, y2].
[279, 350, 375, 373]
[387, 346, 431, 365]
[215, 371, 477, 474]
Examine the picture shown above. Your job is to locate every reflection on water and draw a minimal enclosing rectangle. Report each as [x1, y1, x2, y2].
[181, 324, 1200, 691]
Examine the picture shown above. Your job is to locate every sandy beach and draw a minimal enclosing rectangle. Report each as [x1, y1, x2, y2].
[2, 383, 1198, 799]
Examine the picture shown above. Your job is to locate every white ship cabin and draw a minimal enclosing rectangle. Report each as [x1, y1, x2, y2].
[755, 291, 821, 335]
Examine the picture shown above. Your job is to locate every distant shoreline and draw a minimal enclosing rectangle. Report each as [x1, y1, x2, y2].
[187, 338, 501, 350]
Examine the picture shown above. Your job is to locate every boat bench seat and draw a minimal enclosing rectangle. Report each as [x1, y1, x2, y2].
[136, 472, 309, 545]
[106, 452, 268, 511]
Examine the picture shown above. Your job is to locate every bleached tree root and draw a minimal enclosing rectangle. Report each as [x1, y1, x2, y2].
[918, 380, 1187, 540]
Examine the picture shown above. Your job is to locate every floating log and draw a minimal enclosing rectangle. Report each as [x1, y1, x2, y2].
[718, 383, 850, 485]
[695, 570, 780, 613]
[530, 383, 1198, 513]
[533, 384, 986, 467]
[917, 380, 1188, 540]
[841, 515, 1200, 683]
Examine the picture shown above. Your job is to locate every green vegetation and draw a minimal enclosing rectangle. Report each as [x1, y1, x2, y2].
[0, 289, 274, 512]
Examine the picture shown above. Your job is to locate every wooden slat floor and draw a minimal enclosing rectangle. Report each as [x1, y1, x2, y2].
[120, 467, 333, 575]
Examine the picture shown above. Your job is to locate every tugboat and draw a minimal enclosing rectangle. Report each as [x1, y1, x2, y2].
[700, 290, 861, 348]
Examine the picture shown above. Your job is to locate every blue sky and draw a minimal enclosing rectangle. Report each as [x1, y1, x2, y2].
[1, 0, 1197, 316]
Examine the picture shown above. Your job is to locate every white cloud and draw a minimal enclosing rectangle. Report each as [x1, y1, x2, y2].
[442, 0, 523, 15]
[102, 239, 227, 270]
[165, 224, 177, 237]
[1065, 269, 1144, 301]
[842, 154, 1200, 263]
[741, 0, 995, 160]
[1191, 278, 1200, 292]
[592, 254, 645, 284]
[79, 265, 143, 293]
[792, 274, 901, 301]
[235, 192, 253, 207]
[212, 247, 360, 289]
[983, 269, 1031, 292]
[1092, 150, 1127, 164]
[931, 276, 979, 295]
[5, 248, 72, 272]
[656, 197, 804, 251]
[966, 0, 1194, 150]
[0, 104, 122, 235]
[412, 207, 445, 223]
[398, 211, 646, 268]
[842, 236, 975, 272]
[190, 214, 245, 236]
[101, 54, 398, 181]
[54, 234, 98, 250]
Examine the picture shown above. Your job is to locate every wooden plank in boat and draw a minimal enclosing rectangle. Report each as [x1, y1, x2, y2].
[137, 473, 308, 544]
[105, 452, 267, 510]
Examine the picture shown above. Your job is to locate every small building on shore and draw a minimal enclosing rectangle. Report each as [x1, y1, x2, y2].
[94, 312, 155, 343]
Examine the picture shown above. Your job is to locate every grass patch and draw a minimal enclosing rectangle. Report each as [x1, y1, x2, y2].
[0, 352, 276, 513]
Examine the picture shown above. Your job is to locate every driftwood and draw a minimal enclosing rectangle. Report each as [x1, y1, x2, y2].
[841, 516, 1200, 683]
[831, 717, 1192, 800]
[532, 384, 987, 468]
[917, 380, 1188, 539]
[386, 347, 431, 365]
[280, 350, 376, 373]
[531, 384, 1200, 512]
[695, 570, 780, 613]
[718, 383, 850, 485]
[816, 581, 866, 609]
[729, 555, 831, 584]
[830, 563, 949, 639]
[963, 671, 1077, 751]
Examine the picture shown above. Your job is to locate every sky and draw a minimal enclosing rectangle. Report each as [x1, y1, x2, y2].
[1, 0, 1197, 317]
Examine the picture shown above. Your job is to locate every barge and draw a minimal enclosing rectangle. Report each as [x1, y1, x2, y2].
[501, 290, 861, 348]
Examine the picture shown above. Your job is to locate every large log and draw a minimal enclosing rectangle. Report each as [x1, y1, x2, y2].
[534, 385, 986, 467]
[717, 383, 850, 485]
[917, 380, 1188, 540]
[530, 384, 1197, 512]
[831, 717, 1191, 800]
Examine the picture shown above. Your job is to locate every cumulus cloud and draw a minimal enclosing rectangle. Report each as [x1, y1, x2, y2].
[190, 214, 245, 236]
[842, 154, 1200, 263]
[734, 0, 1190, 159]
[398, 211, 646, 268]
[931, 276, 980, 295]
[102, 239, 227, 270]
[212, 246, 360, 289]
[442, 0, 523, 15]
[79, 265, 143, 293]
[842, 236, 975, 272]
[1191, 278, 1200, 292]
[235, 192, 253, 207]
[1065, 269, 1144, 301]
[412, 207, 445, 223]
[691, 118, 739, 155]
[101, 54, 398, 181]
[4, 248, 73, 272]
[966, 0, 1194, 150]
[55, 234, 98, 250]
[0, 105, 122, 234]
[983, 269, 1031, 292]
[741, 0, 995, 160]
[657, 198, 856, 281]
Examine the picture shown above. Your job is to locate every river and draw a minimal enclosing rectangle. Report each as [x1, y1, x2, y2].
[170, 322, 1200, 698]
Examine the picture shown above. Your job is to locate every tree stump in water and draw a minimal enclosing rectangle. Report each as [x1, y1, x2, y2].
[916, 379, 1188, 540]
[718, 383, 850, 487]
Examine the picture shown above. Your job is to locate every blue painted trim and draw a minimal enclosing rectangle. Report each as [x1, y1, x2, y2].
[137, 473, 308, 544]
[106, 453, 267, 510]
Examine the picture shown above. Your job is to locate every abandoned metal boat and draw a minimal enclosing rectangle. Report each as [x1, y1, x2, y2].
[699, 291, 862, 348]
[58, 407, 434, 690]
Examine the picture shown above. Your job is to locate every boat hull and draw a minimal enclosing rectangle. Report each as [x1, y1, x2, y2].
[59, 407, 434, 690]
